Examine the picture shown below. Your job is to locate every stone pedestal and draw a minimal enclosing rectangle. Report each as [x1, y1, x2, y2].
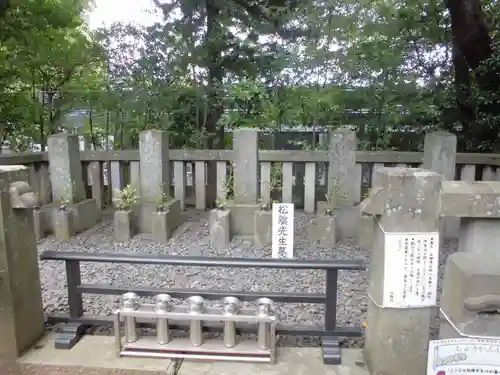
[440, 252, 500, 339]
[152, 211, 170, 243]
[254, 210, 272, 248]
[308, 214, 336, 246]
[53, 209, 74, 241]
[227, 203, 260, 235]
[208, 209, 231, 250]
[316, 201, 359, 239]
[458, 218, 500, 255]
[422, 131, 458, 240]
[0, 165, 45, 358]
[362, 167, 442, 375]
[358, 215, 375, 249]
[137, 198, 181, 234]
[40, 199, 99, 235]
[114, 210, 135, 242]
[33, 209, 46, 241]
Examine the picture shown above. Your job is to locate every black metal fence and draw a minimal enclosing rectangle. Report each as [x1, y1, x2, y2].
[40, 250, 365, 365]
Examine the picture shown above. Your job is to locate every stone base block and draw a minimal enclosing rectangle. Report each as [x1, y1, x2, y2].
[316, 202, 359, 240]
[308, 215, 336, 246]
[364, 298, 432, 375]
[443, 217, 460, 240]
[53, 209, 74, 241]
[358, 215, 375, 249]
[114, 210, 135, 242]
[41, 199, 99, 234]
[136, 199, 181, 234]
[227, 203, 260, 236]
[439, 252, 500, 339]
[458, 217, 500, 254]
[254, 210, 272, 248]
[208, 209, 231, 250]
[151, 211, 171, 243]
[33, 209, 47, 241]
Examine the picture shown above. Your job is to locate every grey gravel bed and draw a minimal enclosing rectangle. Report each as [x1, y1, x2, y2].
[38, 210, 457, 348]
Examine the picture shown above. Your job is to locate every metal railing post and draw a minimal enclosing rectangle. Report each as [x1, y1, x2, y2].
[122, 292, 140, 343]
[66, 260, 83, 318]
[154, 294, 172, 345]
[256, 298, 274, 350]
[187, 296, 205, 347]
[222, 296, 241, 348]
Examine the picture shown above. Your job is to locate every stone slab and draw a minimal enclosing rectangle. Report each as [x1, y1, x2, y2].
[440, 252, 500, 339]
[136, 199, 181, 234]
[458, 218, 500, 255]
[227, 203, 260, 236]
[17, 333, 175, 375]
[208, 209, 231, 249]
[177, 348, 368, 375]
[441, 181, 500, 217]
[254, 209, 272, 248]
[308, 214, 336, 246]
[41, 199, 99, 234]
[357, 215, 374, 250]
[316, 202, 359, 240]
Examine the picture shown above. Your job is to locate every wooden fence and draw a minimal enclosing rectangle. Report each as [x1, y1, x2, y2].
[1, 147, 500, 211]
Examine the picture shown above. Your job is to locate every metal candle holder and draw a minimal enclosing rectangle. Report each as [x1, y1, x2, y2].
[256, 298, 275, 350]
[186, 296, 205, 347]
[222, 296, 241, 348]
[122, 292, 140, 343]
[154, 294, 172, 344]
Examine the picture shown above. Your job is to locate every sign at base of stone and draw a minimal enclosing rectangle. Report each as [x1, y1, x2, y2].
[271, 203, 294, 259]
[381, 220, 439, 308]
[427, 338, 500, 375]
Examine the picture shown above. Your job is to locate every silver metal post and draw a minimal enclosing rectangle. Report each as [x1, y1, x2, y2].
[222, 297, 241, 348]
[256, 298, 274, 350]
[187, 296, 205, 347]
[122, 292, 140, 343]
[154, 294, 172, 345]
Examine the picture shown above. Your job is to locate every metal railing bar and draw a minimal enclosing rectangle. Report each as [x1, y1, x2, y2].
[46, 314, 363, 338]
[40, 251, 366, 271]
[77, 284, 326, 304]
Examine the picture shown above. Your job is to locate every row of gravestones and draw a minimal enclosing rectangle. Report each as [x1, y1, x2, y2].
[2, 162, 500, 374]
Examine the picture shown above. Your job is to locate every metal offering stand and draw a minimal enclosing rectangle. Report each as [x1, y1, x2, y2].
[113, 293, 277, 363]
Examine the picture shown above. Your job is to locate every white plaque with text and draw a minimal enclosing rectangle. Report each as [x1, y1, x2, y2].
[382, 231, 439, 308]
[272, 203, 294, 259]
[427, 338, 500, 375]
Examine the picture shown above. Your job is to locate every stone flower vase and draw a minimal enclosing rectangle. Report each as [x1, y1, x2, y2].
[53, 206, 74, 241]
[114, 209, 135, 242]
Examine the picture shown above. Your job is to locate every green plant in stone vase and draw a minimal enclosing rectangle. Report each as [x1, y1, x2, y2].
[113, 184, 138, 211]
[155, 190, 172, 212]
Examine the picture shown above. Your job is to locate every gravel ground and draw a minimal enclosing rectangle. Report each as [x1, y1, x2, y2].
[38, 210, 458, 348]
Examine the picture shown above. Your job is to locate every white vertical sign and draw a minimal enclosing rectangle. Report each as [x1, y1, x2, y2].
[382, 230, 439, 308]
[427, 338, 500, 375]
[272, 203, 294, 259]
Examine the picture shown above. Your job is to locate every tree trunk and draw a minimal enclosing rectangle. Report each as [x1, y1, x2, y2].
[446, 0, 500, 149]
[0, 0, 9, 19]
